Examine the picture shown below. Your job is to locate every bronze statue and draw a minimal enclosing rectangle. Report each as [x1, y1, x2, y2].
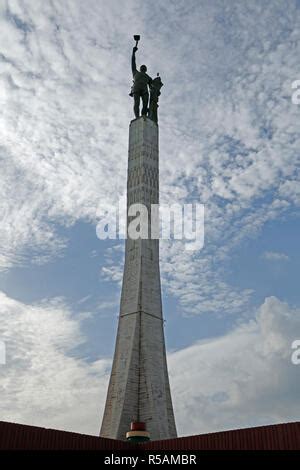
[130, 36, 163, 122]
[130, 46, 152, 118]
[148, 74, 163, 124]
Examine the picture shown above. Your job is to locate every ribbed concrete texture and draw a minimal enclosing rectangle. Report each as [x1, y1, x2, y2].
[100, 116, 177, 441]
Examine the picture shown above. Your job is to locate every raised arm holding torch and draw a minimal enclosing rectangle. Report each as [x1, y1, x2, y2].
[130, 35, 152, 118]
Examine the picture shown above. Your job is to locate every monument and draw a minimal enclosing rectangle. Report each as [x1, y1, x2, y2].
[100, 37, 176, 441]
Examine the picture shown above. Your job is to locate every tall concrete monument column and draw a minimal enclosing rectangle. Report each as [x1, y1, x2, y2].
[100, 38, 176, 441]
[100, 115, 177, 441]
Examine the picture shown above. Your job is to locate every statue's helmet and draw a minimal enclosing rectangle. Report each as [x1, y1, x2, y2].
[140, 65, 147, 72]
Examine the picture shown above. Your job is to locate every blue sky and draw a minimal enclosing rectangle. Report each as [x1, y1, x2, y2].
[0, 0, 299, 436]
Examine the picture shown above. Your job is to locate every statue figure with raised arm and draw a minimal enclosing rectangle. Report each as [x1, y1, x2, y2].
[130, 45, 152, 118]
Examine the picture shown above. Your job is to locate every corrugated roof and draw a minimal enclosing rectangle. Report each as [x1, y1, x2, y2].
[0, 421, 130, 450]
[0, 420, 299, 450]
[144, 422, 300, 450]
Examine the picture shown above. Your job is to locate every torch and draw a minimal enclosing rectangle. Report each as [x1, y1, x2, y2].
[133, 35, 140, 48]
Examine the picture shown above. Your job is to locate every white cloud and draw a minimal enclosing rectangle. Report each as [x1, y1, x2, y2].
[0, 1, 299, 314]
[262, 251, 290, 261]
[279, 180, 300, 205]
[0, 290, 108, 434]
[169, 296, 300, 435]
[0, 0, 138, 270]
[0, 292, 299, 437]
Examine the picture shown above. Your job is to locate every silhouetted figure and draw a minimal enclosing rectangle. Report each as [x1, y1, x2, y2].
[148, 74, 163, 124]
[130, 46, 152, 118]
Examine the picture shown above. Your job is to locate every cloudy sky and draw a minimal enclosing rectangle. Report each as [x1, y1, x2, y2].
[0, 0, 299, 437]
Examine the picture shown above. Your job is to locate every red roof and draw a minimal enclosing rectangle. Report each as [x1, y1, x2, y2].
[0, 420, 299, 450]
[0, 421, 129, 450]
[143, 422, 300, 450]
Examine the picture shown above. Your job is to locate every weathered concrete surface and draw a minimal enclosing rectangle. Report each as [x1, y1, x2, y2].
[100, 117, 177, 441]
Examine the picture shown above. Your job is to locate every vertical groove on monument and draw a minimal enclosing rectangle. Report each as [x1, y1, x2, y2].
[100, 116, 177, 441]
